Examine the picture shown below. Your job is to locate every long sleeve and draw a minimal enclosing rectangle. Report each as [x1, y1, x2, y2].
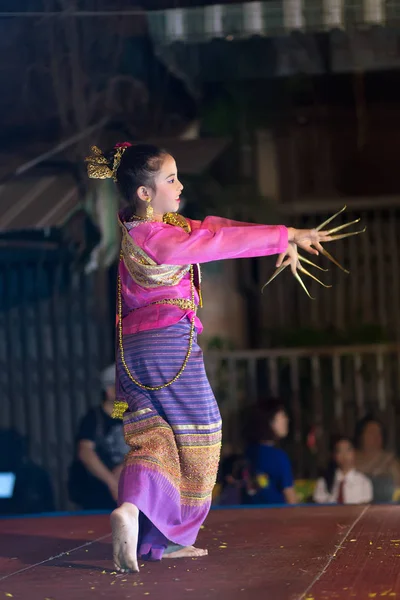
[313, 478, 335, 504]
[136, 216, 288, 266]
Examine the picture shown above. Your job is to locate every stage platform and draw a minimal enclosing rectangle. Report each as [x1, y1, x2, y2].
[1, 505, 400, 599]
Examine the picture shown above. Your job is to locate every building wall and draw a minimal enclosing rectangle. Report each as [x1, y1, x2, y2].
[273, 106, 400, 203]
[256, 129, 280, 203]
[0, 248, 110, 511]
[198, 260, 247, 349]
[254, 118, 400, 344]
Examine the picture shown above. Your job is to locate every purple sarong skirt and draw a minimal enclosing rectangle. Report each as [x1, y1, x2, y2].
[116, 320, 222, 560]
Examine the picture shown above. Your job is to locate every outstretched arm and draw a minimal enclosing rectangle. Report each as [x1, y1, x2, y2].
[139, 216, 289, 265]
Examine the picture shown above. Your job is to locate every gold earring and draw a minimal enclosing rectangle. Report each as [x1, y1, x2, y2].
[145, 198, 154, 220]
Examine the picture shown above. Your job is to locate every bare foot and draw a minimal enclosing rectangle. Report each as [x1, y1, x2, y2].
[163, 545, 208, 559]
[111, 502, 140, 573]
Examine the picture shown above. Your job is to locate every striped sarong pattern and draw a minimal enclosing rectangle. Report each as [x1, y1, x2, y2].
[116, 320, 222, 560]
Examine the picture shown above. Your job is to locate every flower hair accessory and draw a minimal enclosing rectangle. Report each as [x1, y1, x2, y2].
[85, 142, 132, 181]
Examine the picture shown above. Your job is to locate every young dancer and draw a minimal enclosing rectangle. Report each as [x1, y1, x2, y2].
[86, 141, 338, 572]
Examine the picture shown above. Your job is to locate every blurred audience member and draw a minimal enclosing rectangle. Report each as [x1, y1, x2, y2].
[217, 444, 256, 505]
[0, 429, 54, 515]
[354, 415, 400, 503]
[68, 364, 129, 510]
[314, 436, 372, 505]
[245, 399, 297, 505]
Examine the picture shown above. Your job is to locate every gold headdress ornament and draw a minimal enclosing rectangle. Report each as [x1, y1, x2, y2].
[85, 142, 132, 181]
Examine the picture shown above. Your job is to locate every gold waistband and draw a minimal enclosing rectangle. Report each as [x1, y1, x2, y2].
[125, 298, 197, 320]
[152, 298, 196, 311]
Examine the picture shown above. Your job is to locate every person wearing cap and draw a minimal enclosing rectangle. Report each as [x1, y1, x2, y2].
[68, 364, 129, 510]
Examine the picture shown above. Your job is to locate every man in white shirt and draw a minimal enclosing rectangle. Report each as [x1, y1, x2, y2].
[313, 436, 373, 505]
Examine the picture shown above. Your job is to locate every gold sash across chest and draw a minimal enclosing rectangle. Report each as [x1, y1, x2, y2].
[120, 218, 191, 288]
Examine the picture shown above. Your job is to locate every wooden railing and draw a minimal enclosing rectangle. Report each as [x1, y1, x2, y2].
[205, 343, 400, 477]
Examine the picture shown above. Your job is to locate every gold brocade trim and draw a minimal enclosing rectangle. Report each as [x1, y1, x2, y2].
[153, 298, 196, 311]
[172, 420, 222, 432]
[122, 232, 157, 266]
[119, 216, 191, 289]
[179, 443, 221, 450]
[124, 415, 171, 436]
[123, 413, 221, 503]
[124, 407, 153, 419]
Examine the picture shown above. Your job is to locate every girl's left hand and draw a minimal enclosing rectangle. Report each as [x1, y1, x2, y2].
[276, 241, 299, 274]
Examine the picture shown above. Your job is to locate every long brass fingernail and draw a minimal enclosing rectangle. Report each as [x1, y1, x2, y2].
[320, 247, 350, 274]
[299, 265, 332, 288]
[316, 206, 347, 232]
[328, 227, 367, 241]
[261, 264, 288, 294]
[326, 219, 360, 235]
[294, 272, 314, 299]
[298, 255, 328, 272]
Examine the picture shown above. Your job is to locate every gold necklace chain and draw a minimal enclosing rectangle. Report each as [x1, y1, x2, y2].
[117, 257, 196, 391]
[130, 214, 150, 222]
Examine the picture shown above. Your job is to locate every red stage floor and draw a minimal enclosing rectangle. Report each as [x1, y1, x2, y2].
[1, 505, 400, 600]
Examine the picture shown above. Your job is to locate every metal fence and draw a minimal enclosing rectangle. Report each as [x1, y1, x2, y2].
[0, 241, 111, 510]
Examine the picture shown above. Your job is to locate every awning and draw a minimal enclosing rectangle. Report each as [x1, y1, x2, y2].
[148, 2, 400, 84]
[148, 1, 389, 45]
[0, 137, 229, 234]
[0, 173, 80, 232]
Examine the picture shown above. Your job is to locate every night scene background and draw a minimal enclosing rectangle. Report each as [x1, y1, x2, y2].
[1, 0, 400, 514]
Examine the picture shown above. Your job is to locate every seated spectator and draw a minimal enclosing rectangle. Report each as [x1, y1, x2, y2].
[217, 445, 256, 506]
[355, 415, 400, 503]
[0, 429, 55, 515]
[68, 364, 129, 510]
[314, 436, 373, 505]
[245, 399, 297, 505]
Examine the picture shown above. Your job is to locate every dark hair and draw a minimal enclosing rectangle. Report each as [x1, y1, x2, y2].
[323, 435, 354, 494]
[354, 414, 387, 450]
[243, 398, 287, 445]
[110, 143, 168, 212]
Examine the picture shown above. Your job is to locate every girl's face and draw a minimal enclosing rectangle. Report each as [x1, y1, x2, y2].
[271, 410, 289, 439]
[139, 154, 183, 216]
[361, 422, 383, 452]
[334, 440, 355, 471]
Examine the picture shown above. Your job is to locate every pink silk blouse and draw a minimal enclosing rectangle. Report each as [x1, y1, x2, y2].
[119, 214, 289, 335]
